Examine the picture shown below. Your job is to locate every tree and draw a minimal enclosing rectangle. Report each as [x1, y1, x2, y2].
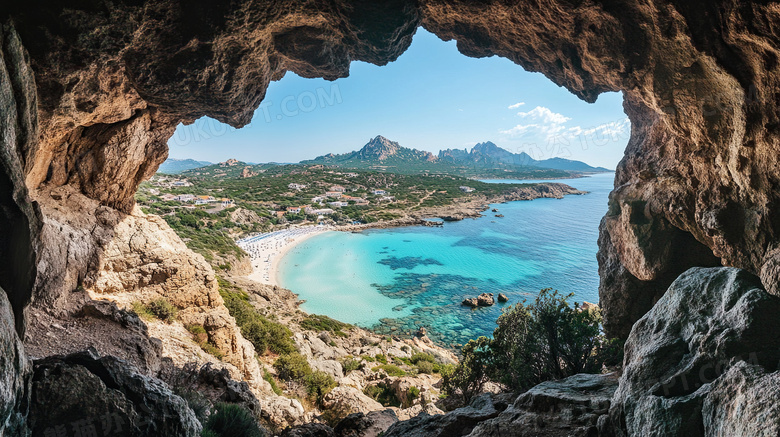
[444, 289, 618, 401]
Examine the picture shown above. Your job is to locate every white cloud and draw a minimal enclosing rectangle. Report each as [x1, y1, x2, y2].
[500, 105, 630, 149]
[508, 102, 526, 109]
[516, 106, 571, 124]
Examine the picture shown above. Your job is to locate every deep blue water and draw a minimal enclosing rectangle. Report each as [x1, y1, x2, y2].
[278, 173, 614, 348]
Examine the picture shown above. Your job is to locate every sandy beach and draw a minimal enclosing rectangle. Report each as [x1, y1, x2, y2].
[237, 225, 332, 285]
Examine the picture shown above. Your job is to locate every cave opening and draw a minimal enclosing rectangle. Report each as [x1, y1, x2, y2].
[147, 28, 633, 345]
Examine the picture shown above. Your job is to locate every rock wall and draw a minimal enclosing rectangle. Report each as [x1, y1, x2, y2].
[1, 0, 780, 434]
[3, 0, 778, 341]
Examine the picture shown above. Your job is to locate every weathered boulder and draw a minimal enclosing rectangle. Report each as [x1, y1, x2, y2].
[28, 348, 201, 437]
[461, 297, 478, 308]
[280, 422, 336, 437]
[469, 373, 617, 436]
[496, 293, 508, 303]
[604, 267, 780, 436]
[333, 410, 398, 437]
[476, 293, 494, 307]
[322, 386, 384, 415]
[702, 361, 780, 436]
[383, 394, 507, 437]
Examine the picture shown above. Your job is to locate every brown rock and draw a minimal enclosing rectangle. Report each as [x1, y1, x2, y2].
[461, 297, 478, 308]
[477, 293, 495, 307]
[496, 293, 508, 303]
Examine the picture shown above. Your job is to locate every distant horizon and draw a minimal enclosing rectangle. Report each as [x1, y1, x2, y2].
[166, 135, 615, 170]
[168, 29, 629, 169]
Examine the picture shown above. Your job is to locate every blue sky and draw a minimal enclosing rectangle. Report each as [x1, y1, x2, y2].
[168, 29, 630, 169]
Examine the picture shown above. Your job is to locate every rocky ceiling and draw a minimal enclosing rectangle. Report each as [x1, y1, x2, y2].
[1, 0, 779, 344]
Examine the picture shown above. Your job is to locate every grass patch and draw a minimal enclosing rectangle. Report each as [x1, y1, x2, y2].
[273, 352, 337, 405]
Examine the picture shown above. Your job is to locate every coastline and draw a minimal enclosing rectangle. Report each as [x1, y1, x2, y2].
[237, 226, 332, 286]
[238, 182, 587, 289]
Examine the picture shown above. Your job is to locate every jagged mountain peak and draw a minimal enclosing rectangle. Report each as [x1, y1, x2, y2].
[358, 135, 402, 160]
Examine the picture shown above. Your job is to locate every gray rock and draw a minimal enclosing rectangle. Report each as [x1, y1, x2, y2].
[281, 422, 336, 437]
[702, 361, 780, 436]
[29, 348, 201, 437]
[604, 267, 780, 436]
[469, 373, 617, 436]
[334, 409, 398, 437]
[383, 394, 506, 437]
[0, 289, 29, 436]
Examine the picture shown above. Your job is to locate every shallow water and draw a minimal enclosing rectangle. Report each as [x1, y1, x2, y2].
[278, 173, 614, 348]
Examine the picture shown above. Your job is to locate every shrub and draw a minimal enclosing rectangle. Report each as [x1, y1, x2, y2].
[340, 358, 363, 374]
[299, 314, 351, 337]
[273, 352, 312, 381]
[416, 360, 435, 375]
[263, 370, 283, 396]
[131, 301, 153, 320]
[219, 279, 296, 355]
[363, 384, 400, 407]
[202, 403, 265, 437]
[407, 386, 421, 404]
[443, 288, 615, 403]
[304, 371, 337, 403]
[410, 353, 436, 365]
[375, 354, 388, 365]
[186, 324, 208, 343]
[372, 364, 406, 377]
[147, 298, 178, 323]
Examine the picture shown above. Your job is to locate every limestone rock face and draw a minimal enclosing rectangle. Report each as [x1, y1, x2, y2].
[605, 267, 780, 436]
[29, 348, 201, 437]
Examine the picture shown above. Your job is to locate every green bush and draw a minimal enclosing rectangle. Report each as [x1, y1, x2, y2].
[340, 358, 363, 374]
[273, 352, 312, 381]
[375, 354, 388, 365]
[363, 384, 400, 407]
[299, 314, 351, 337]
[416, 360, 435, 374]
[147, 298, 179, 323]
[443, 289, 615, 403]
[407, 386, 421, 404]
[410, 353, 436, 364]
[263, 370, 283, 396]
[304, 371, 337, 403]
[219, 279, 296, 355]
[202, 403, 265, 437]
[131, 301, 153, 320]
[372, 364, 406, 377]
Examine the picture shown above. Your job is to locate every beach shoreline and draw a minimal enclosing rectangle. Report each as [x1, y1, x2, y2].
[238, 182, 587, 288]
[237, 226, 333, 286]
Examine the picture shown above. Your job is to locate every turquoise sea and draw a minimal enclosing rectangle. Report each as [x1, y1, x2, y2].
[278, 173, 614, 349]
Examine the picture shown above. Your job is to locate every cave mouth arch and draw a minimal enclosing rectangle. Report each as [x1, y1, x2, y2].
[3, 0, 775, 343]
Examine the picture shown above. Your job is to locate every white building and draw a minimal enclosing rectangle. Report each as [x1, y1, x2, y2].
[328, 201, 348, 208]
[313, 208, 334, 215]
[372, 189, 386, 195]
[459, 186, 475, 193]
[288, 183, 307, 190]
